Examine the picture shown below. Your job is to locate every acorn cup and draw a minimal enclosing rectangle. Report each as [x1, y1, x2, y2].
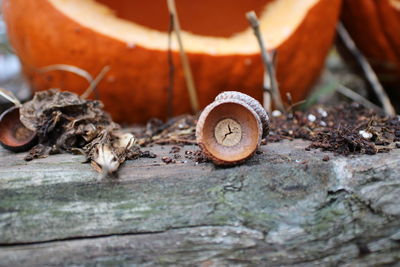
[196, 91, 269, 166]
[0, 106, 37, 152]
[0, 89, 38, 152]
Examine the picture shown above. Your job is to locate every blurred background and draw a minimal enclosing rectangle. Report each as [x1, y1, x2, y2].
[0, 0, 372, 119]
[0, 0, 30, 114]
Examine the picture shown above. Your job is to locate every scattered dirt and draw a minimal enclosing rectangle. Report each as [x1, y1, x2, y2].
[161, 156, 176, 164]
[134, 102, 400, 160]
[169, 146, 181, 154]
[184, 149, 210, 164]
[268, 103, 400, 156]
[4, 88, 400, 170]
[133, 115, 197, 146]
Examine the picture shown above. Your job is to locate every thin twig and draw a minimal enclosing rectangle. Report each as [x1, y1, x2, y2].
[287, 100, 306, 111]
[81, 66, 110, 99]
[336, 84, 383, 113]
[167, 0, 199, 113]
[337, 22, 396, 116]
[262, 50, 279, 112]
[167, 13, 175, 119]
[262, 72, 272, 112]
[0, 87, 21, 107]
[246, 11, 284, 111]
[39, 64, 93, 83]
[40, 64, 109, 100]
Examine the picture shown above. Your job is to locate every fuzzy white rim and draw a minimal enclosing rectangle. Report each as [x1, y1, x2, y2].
[49, 0, 318, 55]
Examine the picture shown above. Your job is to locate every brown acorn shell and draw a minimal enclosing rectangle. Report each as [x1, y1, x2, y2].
[215, 91, 269, 138]
[0, 106, 38, 152]
[196, 98, 263, 166]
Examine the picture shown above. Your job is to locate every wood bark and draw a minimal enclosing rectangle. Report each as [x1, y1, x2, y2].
[0, 140, 399, 266]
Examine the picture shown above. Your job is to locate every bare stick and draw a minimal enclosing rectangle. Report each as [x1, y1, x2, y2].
[262, 51, 278, 112]
[262, 71, 272, 112]
[337, 23, 396, 116]
[40, 64, 93, 83]
[246, 11, 284, 111]
[81, 66, 110, 99]
[336, 84, 383, 113]
[167, 0, 199, 113]
[167, 13, 175, 119]
[0, 87, 21, 107]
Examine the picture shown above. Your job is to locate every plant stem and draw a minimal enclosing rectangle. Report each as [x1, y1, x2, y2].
[167, 0, 199, 113]
[337, 22, 396, 116]
[0, 87, 21, 107]
[81, 66, 110, 99]
[167, 13, 175, 119]
[336, 84, 383, 113]
[246, 11, 284, 112]
[39, 64, 93, 83]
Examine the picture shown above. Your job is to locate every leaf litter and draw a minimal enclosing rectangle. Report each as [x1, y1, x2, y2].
[19, 89, 149, 177]
[3, 88, 400, 176]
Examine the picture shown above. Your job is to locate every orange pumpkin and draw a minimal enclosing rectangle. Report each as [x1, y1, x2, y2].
[341, 0, 400, 96]
[2, 0, 341, 123]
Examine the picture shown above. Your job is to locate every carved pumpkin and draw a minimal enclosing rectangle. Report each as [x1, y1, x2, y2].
[3, 0, 341, 123]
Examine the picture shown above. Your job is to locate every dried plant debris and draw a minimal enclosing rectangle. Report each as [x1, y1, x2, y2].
[134, 102, 400, 158]
[268, 103, 400, 155]
[7, 88, 400, 173]
[133, 115, 197, 146]
[19, 89, 140, 175]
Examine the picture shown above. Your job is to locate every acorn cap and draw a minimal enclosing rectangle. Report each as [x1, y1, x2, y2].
[196, 98, 263, 166]
[215, 91, 269, 138]
[0, 106, 38, 152]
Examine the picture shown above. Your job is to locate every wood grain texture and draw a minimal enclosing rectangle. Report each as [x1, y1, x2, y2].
[0, 140, 400, 266]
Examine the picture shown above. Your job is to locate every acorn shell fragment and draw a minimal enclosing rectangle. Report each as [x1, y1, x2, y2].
[0, 106, 38, 152]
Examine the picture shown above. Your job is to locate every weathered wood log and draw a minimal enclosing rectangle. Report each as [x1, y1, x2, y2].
[0, 140, 399, 266]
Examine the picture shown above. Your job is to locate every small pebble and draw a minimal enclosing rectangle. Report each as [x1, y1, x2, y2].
[169, 146, 181, 154]
[307, 114, 316, 122]
[322, 155, 330, 161]
[359, 130, 373, 139]
[317, 108, 328, 117]
[162, 156, 175, 164]
[272, 110, 282, 117]
[396, 143, 400, 149]
[140, 151, 157, 158]
[319, 121, 327, 127]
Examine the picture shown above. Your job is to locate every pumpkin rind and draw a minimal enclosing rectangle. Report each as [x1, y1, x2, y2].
[341, 0, 400, 97]
[2, 0, 341, 123]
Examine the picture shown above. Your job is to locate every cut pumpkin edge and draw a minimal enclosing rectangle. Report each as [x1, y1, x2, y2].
[48, 0, 319, 55]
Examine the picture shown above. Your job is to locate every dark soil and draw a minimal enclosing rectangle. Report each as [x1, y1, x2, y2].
[135, 102, 400, 158]
[268, 103, 400, 155]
